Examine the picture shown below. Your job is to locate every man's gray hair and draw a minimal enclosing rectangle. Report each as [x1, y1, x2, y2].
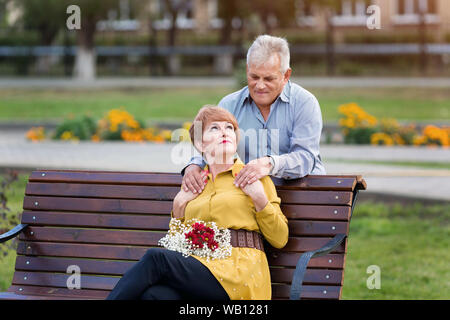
[246, 35, 290, 74]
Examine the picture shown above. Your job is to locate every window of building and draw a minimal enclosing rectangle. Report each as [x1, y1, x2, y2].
[333, 0, 373, 26]
[154, 0, 195, 30]
[392, 0, 439, 24]
[295, 0, 316, 26]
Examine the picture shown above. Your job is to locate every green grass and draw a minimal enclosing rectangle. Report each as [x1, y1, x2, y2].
[0, 87, 449, 123]
[0, 172, 28, 291]
[341, 201, 450, 299]
[0, 173, 449, 299]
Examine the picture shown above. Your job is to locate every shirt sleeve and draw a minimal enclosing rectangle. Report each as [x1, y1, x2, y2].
[254, 176, 289, 249]
[180, 156, 207, 176]
[270, 95, 324, 179]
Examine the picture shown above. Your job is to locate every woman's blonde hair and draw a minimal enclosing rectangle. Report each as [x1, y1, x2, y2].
[189, 105, 240, 149]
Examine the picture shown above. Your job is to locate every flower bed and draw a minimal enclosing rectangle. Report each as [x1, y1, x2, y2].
[339, 103, 449, 147]
[26, 108, 193, 144]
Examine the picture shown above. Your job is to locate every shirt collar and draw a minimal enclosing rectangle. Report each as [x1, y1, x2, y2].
[244, 80, 291, 105]
[204, 156, 245, 180]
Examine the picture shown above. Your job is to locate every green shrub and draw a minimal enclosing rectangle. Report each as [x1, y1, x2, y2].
[344, 127, 378, 144]
[52, 115, 97, 141]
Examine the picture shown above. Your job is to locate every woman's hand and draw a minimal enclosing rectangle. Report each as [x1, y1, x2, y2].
[172, 188, 201, 219]
[239, 179, 268, 212]
[175, 188, 199, 204]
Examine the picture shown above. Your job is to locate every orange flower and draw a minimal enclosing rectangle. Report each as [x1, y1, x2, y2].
[25, 127, 45, 142]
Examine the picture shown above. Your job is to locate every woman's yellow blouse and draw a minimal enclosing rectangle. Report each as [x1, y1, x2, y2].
[170, 158, 289, 300]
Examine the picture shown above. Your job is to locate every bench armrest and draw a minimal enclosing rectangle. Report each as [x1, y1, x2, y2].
[0, 224, 28, 243]
[289, 233, 347, 300]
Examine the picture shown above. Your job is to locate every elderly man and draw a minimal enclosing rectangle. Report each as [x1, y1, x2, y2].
[182, 35, 326, 194]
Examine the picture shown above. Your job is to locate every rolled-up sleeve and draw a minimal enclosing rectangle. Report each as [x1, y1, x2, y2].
[270, 95, 324, 179]
[254, 176, 289, 249]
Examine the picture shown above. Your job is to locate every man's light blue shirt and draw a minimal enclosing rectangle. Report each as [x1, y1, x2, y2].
[184, 80, 326, 179]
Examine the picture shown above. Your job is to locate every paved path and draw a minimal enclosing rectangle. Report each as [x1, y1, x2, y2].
[2, 76, 450, 89]
[0, 135, 448, 201]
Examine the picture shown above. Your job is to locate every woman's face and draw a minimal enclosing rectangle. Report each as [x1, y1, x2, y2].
[199, 121, 237, 164]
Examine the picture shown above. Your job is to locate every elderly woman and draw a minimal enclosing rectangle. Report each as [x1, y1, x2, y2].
[107, 106, 289, 300]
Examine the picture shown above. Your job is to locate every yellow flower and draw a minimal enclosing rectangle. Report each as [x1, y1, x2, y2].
[392, 133, 405, 145]
[422, 125, 449, 147]
[61, 131, 74, 140]
[182, 121, 192, 131]
[160, 129, 173, 141]
[338, 103, 378, 130]
[413, 135, 427, 146]
[106, 108, 141, 132]
[371, 132, 394, 146]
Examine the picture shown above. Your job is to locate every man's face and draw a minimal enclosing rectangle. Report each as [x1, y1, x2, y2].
[246, 54, 291, 109]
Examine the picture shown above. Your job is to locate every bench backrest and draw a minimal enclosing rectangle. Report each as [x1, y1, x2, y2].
[11, 170, 366, 300]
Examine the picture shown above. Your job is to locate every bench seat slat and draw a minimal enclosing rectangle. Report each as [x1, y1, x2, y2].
[282, 205, 351, 221]
[21, 211, 172, 230]
[22, 204, 352, 222]
[6, 285, 108, 300]
[272, 283, 341, 300]
[24, 196, 172, 214]
[19, 226, 165, 246]
[14, 256, 343, 285]
[23, 192, 352, 214]
[30, 170, 363, 191]
[18, 227, 346, 253]
[26, 183, 179, 200]
[21, 211, 349, 236]
[278, 190, 352, 205]
[17, 242, 345, 268]
[30, 171, 183, 186]
[269, 268, 343, 285]
[26, 182, 353, 205]
[12, 271, 118, 291]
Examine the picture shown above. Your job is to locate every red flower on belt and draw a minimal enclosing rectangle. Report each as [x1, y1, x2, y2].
[185, 222, 219, 251]
[158, 218, 232, 260]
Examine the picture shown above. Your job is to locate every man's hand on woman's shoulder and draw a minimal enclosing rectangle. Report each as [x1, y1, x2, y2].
[182, 164, 208, 194]
[234, 157, 273, 188]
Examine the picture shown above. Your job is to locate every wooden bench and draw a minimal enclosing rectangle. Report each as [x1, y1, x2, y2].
[0, 170, 366, 300]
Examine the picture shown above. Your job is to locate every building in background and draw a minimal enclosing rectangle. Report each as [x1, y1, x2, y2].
[296, 0, 450, 41]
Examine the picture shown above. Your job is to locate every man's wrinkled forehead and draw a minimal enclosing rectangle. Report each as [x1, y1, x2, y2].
[247, 54, 282, 75]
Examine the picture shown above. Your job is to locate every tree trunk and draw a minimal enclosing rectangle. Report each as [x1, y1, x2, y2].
[325, 10, 335, 76]
[74, 19, 96, 80]
[74, 46, 96, 80]
[148, 19, 159, 76]
[419, 10, 427, 76]
[167, 11, 179, 75]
